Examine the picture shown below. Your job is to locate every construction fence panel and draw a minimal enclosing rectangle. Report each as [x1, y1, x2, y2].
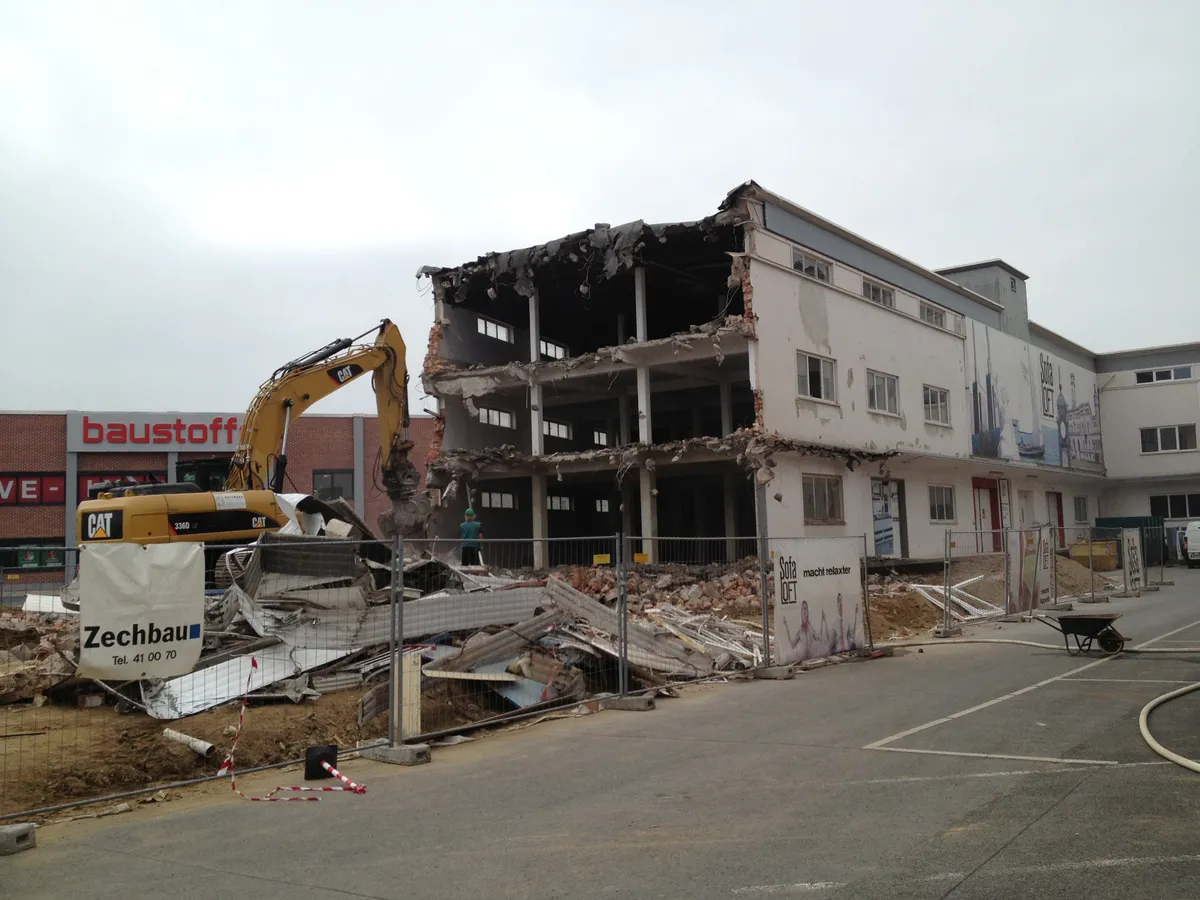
[1, 546, 79, 612]
[1143, 526, 1169, 586]
[619, 535, 767, 688]
[394, 535, 622, 745]
[933, 532, 1011, 625]
[765, 535, 872, 667]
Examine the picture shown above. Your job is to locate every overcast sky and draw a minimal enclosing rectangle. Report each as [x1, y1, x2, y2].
[2, 1, 1197, 416]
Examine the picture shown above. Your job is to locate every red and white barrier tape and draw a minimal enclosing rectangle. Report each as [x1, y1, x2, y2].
[218, 656, 367, 802]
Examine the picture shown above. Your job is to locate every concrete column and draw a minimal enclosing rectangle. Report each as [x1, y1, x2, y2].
[639, 468, 658, 563]
[720, 382, 733, 436]
[64, 452, 78, 582]
[352, 416, 366, 517]
[618, 394, 632, 446]
[621, 481, 634, 538]
[637, 371, 652, 443]
[724, 472, 738, 562]
[166, 452, 179, 483]
[634, 268, 648, 341]
[634, 267, 652, 443]
[531, 474, 548, 569]
[529, 291, 544, 456]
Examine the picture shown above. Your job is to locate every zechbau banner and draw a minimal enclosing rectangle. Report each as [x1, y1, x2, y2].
[77, 543, 205, 680]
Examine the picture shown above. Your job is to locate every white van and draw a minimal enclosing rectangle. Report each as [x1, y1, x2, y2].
[1186, 521, 1200, 569]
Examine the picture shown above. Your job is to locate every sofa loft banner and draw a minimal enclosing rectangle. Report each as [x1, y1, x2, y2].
[66, 413, 243, 453]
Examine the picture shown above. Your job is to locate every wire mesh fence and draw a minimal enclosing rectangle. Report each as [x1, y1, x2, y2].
[3, 528, 890, 819]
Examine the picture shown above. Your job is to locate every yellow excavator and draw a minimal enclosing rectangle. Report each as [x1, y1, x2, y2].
[75, 319, 434, 547]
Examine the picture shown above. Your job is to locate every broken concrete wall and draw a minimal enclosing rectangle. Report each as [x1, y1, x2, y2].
[440, 303, 532, 369]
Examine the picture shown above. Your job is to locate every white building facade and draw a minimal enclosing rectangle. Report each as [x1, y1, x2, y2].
[421, 181, 1198, 563]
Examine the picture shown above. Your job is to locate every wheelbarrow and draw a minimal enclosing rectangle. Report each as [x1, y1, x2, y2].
[1035, 612, 1128, 656]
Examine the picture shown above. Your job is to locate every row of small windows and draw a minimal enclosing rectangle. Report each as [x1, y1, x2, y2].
[1140, 423, 1198, 454]
[797, 352, 951, 426]
[476, 316, 569, 361]
[791, 249, 951, 328]
[803, 474, 959, 525]
[1135, 366, 1192, 384]
[475, 407, 611, 447]
[478, 491, 610, 514]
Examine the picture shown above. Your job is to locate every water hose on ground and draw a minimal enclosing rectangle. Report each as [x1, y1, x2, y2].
[873, 636, 1200, 774]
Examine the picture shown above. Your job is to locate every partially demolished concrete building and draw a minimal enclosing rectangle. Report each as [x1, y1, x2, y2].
[419, 181, 1200, 566]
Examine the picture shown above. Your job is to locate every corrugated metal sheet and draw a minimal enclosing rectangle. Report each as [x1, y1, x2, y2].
[141, 634, 353, 719]
[353, 586, 545, 647]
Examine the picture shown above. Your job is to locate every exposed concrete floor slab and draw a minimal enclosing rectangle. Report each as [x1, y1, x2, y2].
[6, 569, 1200, 900]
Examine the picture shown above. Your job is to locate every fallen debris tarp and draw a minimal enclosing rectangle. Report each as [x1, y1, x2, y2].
[141, 638, 354, 719]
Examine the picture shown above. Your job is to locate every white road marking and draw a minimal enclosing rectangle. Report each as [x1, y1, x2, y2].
[1061, 678, 1196, 684]
[733, 854, 1200, 894]
[863, 616, 1200, 752]
[870, 746, 1120, 766]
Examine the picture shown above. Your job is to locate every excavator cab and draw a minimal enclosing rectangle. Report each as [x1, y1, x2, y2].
[175, 457, 233, 492]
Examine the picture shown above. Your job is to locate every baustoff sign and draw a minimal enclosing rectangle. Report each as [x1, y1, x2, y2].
[66, 412, 242, 453]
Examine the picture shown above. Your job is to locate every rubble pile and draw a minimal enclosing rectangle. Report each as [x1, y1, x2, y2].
[0, 611, 76, 704]
[552, 558, 764, 618]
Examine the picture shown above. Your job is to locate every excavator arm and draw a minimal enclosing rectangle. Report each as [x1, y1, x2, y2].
[225, 318, 431, 537]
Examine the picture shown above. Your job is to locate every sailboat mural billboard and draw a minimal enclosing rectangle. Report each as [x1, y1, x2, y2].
[965, 321, 1103, 471]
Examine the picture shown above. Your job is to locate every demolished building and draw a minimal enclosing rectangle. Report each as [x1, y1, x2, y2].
[417, 183, 899, 566]
[420, 180, 1199, 566]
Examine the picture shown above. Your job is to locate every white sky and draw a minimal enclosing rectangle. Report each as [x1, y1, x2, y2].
[2, 0, 1197, 415]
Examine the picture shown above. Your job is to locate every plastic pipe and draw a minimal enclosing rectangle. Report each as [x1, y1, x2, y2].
[162, 728, 216, 760]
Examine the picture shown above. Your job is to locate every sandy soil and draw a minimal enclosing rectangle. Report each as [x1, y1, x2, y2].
[0, 679, 507, 818]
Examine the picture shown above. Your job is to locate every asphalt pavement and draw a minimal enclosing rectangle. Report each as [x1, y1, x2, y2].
[7, 569, 1200, 899]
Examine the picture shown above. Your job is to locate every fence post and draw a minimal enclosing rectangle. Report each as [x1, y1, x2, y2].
[1088, 526, 1095, 601]
[1003, 529, 1011, 615]
[389, 532, 405, 746]
[936, 529, 960, 637]
[861, 534, 874, 651]
[755, 483, 771, 666]
[616, 533, 628, 697]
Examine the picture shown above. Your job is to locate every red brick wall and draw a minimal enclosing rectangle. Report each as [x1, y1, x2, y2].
[0, 414, 66, 539]
[278, 416, 355, 495]
[0, 413, 65, 467]
[78, 452, 168, 472]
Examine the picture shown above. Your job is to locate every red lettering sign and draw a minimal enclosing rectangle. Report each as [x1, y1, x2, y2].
[42, 476, 65, 504]
[0, 474, 66, 505]
[80, 416, 240, 446]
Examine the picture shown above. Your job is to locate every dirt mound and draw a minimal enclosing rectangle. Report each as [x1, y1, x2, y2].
[0, 679, 511, 817]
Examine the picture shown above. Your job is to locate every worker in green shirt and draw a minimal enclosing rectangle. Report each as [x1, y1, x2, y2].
[460, 508, 483, 566]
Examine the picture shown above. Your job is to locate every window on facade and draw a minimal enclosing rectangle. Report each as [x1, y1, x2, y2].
[862, 279, 895, 308]
[540, 338, 567, 360]
[479, 492, 515, 509]
[478, 407, 515, 429]
[919, 303, 946, 328]
[923, 385, 950, 425]
[543, 419, 572, 440]
[867, 370, 899, 415]
[802, 474, 843, 524]
[1010, 277, 1017, 291]
[477, 316, 514, 343]
[797, 352, 836, 402]
[1150, 494, 1200, 519]
[596, 498, 610, 513]
[1141, 424, 1198, 453]
[593, 430, 608, 447]
[312, 469, 354, 502]
[1136, 366, 1193, 384]
[929, 485, 955, 522]
[1073, 496, 1089, 524]
[547, 495, 573, 511]
[791, 249, 831, 283]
